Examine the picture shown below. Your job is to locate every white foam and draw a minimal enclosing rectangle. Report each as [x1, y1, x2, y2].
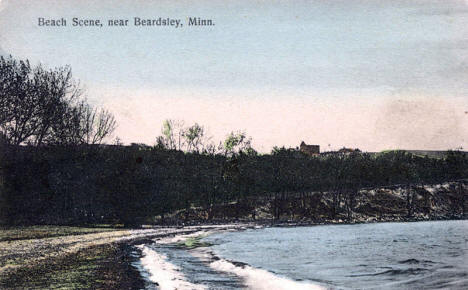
[155, 230, 213, 244]
[209, 257, 325, 290]
[138, 227, 324, 290]
[137, 245, 206, 290]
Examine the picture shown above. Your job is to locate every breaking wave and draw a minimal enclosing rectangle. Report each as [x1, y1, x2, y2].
[136, 245, 206, 290]
[137, 229, 326, 290]
[190, 247, 325, 290]
[209, 258, 325, 290]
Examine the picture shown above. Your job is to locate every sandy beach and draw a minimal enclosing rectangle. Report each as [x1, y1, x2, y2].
[0, 224, 254, 288]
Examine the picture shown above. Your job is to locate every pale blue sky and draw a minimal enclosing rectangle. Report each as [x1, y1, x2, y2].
[0, 0, 467, 151]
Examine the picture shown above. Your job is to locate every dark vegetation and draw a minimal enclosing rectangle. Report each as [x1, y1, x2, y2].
[1, 142, 467, 226]
[1, 55, 467, 227]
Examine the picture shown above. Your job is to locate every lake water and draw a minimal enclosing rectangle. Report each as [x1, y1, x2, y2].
[138, 220, 468, 289]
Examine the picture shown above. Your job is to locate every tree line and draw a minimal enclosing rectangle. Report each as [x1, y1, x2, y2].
[0, 56, 467, 226]
[1, 141, 466, 226]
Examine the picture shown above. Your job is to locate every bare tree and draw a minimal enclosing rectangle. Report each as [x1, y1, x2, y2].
[80, 104, 116, 145]
[155, 120, 220, 154]
[0, 56, 39, 145]
[158, 119, 186, 150]
[0, 55, 116, 146]
[31, 65, 82, 146]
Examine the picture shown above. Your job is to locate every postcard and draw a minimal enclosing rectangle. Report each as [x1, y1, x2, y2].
[0, 1, 467, 289]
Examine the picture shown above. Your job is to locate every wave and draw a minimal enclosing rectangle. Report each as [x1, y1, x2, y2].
[398, 258, 436, 265]
[210, 258, 325, 290]
[137, 229, 325, 290]
[398, 258, 420, 264]
[155, 230, 215, 245]
[136, 245, 206, 290]
[348, 267, 429, 277]
[189, 248, 325, 290]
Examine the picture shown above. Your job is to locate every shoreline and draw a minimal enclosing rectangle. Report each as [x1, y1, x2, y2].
[1, 218, 466, 289]
[0, 224, 251, 289]
[154, 213, 468, 228]
[126, 217, 468, 289]
[128, 217, 468, 289]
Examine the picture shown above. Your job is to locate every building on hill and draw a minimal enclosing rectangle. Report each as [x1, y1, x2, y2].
[300, 141, 320, 156]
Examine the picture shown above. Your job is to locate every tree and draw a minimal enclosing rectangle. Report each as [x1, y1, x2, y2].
[0, 55, 116, 146]
[80, 103, 116, 145]
[156, 120, 217, 154]
[0, 56, 40, 145]
[184, 123, 205, 153]
[223, 130, 253, 156]
[157, 119, 185, 150]
[30, 64, 83, 146]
